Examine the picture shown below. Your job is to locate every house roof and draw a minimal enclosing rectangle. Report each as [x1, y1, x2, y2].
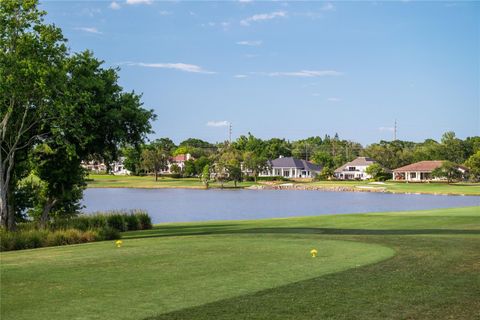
[334, 157, 377, 173]
[267, 157, 322, 171]
[171, 154, 191, 162]
[393, 160, 444, 172]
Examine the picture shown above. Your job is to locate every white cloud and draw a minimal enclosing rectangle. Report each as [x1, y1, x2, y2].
[327, 97, 341, 102]
[207, 121, 229, 127]
[159, 10, 172, 15]
[125, 62, 215, 74]
[236, 40, 262, 46]
[109, 1, 121, 10]
[321, 2, 335, 11]
[75, 27, 102, 34]
[379, 127, 395, 132]
[240, 11, 287, 26]
[126, 0, 152, 5]
[262, 70, 343, 77]
[234, 74, 248, 78]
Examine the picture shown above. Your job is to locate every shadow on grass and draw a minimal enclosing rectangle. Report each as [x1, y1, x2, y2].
[123, 225, 480, 240]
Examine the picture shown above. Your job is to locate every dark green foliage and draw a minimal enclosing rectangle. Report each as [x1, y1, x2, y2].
[51, 210, 152, 232]
[0, 228, 100, 251]
[97, 226, 120, 241]
[136, 212, 153, 230]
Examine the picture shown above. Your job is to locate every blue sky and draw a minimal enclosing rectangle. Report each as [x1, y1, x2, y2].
[41, 1, 479, 145]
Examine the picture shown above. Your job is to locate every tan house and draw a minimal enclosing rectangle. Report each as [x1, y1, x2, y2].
[392, 160, 467, 181]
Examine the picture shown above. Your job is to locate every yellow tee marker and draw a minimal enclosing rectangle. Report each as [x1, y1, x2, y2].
[310, 249, 318, 258]
[115, 240, 123, 248]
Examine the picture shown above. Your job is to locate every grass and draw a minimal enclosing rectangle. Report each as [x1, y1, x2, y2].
[86, 174, 480, 195]
[86, 174, 257, 189]
[2, 206, 479, 320]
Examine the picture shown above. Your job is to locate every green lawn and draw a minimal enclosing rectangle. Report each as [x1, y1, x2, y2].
[86, 174, 480, 195]
[86, 174, 257, 189]
[2, 206, 480, 320]
[307, 180, 480, 195]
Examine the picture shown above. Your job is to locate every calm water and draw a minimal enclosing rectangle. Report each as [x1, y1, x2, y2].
[81, 188, 480, 224]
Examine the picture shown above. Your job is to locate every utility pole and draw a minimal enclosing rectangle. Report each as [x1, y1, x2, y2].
[228, 122, 232, 144]
[394, 119, 397, 141]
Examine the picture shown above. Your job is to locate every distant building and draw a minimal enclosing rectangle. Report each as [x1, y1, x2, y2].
[161, 153, 194, 173]
[81, 160, 107, 173]
[112, 157, 131, 175]
[260, 156, 322, 178]
[334, 157, 378, 180]
[82, 157, 131, 175]
[392, 160, 467, 181]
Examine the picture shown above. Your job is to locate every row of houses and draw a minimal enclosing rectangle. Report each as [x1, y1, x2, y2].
[260, 156, 467, 182]
[83, 153, 466, 182]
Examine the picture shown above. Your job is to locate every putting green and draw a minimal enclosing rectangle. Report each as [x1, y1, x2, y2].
[1, 234, 394, 320]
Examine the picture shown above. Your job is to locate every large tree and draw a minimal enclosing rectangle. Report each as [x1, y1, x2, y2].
[0, 0, 68, 229]
[0, 1, 155, 229]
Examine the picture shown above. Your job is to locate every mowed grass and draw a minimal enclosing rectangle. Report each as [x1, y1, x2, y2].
[306, 180, 480, 195]
[2, 206, 480, 320]
[86, 174, 480, 195]
[86, 174, 256, 189]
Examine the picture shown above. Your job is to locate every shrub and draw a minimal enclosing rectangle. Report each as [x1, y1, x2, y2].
[136, 211, 153, 230]
[106, 214, 126, 232]
[125, 213, 140, 230]
[0, 228, 103, 251]
[98, 226, 120, 240]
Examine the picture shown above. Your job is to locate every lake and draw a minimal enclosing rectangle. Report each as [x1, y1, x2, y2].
[81, 188, 480, 223]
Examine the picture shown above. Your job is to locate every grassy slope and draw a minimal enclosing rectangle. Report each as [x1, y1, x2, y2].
[86, 174, 480, 195]
[1, 206, 479, 320]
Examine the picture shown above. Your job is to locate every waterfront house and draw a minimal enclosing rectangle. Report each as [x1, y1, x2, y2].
[161, 153, 194, 174]
[260, 156, 322, 178]
[392, 160, 467, 181]
[334, 157, 379, 180]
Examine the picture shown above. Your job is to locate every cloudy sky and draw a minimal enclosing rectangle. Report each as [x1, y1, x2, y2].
[41, 1, 479, 145]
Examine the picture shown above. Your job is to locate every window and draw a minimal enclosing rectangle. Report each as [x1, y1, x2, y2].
[410, 172, 416, 179]
[283, 170, 290, 177]
[348, 167, 356, 171]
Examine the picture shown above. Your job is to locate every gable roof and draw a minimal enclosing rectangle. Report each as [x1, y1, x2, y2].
[393, 160, 444, 172]
[334, 157, 377, 173]
[267, 157, 322, 172]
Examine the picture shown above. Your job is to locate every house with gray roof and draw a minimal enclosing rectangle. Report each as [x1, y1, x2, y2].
[260, 156, 322, 178]
[334, 157, 378, 180]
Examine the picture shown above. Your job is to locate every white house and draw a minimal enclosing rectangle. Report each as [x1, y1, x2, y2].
[334, 157, 377, 180]
[160, 153, 194, 174]
[112, 157, 131, 175]
[260, 157, 322, 178]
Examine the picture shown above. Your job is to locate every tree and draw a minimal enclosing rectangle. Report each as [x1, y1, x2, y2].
[243, 151, 268, 182]
[465, 151, 480, 182]
[201, 164, 210, 188]
[365, 163, 390, 181]
[1, 1, 155, 229]
[194, 157, 211, 178]
[317, 166, 334, 180]
[170, 163, 181, 177]
[122, 146, 143, 175]
[141, 144, 169, 181]
[431, 161, 463, 183]
[183, 159, 196, 177]
[1, 0, 68, 229]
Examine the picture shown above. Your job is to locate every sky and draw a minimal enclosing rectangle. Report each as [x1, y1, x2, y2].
[40, 0, 479, 145]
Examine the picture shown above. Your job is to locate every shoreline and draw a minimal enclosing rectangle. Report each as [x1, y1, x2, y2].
[86, 183, 479, 196]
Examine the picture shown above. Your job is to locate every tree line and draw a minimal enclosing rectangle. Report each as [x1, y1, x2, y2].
[125, 131, 480, 183]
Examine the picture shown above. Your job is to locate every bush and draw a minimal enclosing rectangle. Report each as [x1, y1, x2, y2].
[98, 226, 120, 240]
[50, 210, 151, 232]
[0, 228, 103, 251]
[106, 214, 126, 232]
[136, 212, 153, 230]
